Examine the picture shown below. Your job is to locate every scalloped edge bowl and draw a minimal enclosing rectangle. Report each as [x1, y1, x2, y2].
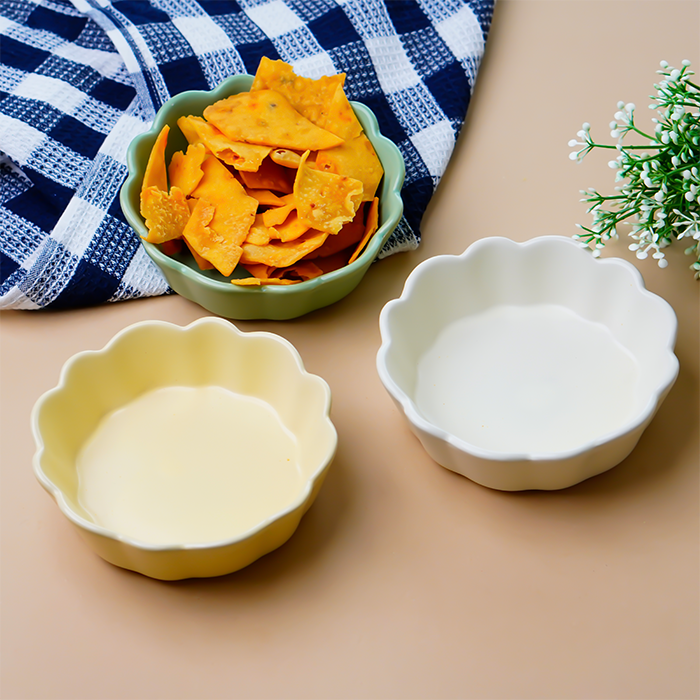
[31, 317, 337, 579]
[377, 236, 679, 491]
[120, 74, 405, 320]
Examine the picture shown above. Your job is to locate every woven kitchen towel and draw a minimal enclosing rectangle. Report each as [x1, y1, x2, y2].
[0, 0, 493, 310]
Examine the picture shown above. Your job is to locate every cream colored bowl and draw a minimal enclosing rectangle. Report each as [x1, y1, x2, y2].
[31, 317, 337, 579]
[377, 236, 679, 491]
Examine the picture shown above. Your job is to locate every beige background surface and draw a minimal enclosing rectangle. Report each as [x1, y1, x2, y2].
[1, 1, 699, 699]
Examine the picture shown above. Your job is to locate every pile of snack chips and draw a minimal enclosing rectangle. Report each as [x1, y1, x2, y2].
[139, 57, 384, 286]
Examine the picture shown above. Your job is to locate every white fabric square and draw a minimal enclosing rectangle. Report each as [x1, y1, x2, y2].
[410, 120, 455, 177]
[364, 36, 419, 93]
[106, 28, 141, 73]
[53, 43, 126, 80]
[0, 114, 46, 165]
[291, 53, 337, 80]
[15, 74, 85, 115]
[98, 111, 147, 164]
[127, 25, 158, 69]
[435, 4, 484, 62]
[245, 1, 304, 39]
[119, 244, 169, 296]
[172, 15, 233, 54]
[51, 198, 105, 257]
[0, 286, 40, 310]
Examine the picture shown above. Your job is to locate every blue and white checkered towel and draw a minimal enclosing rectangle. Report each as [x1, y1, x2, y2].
[0, 0, 493, 310]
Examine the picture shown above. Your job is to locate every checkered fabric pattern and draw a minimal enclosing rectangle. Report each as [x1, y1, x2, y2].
[0, 0, 493, 310]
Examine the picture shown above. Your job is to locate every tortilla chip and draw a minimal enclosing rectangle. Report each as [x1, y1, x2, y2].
[240, 229, 328, 267]
[168, 142, 207, 196]
[245, 188, 284, 206]
[270, 148, 302, 169]
[315, 131, 383, 202]
[294, 150, 363, 234]
[192, 156, 257, 246]
[182, 197, 243, 277]
[140, 185, 190, 243]
[313, 249, 353, 273]
[349, 196, 380, 263]
[184, 238, 215, 270]
[177, 115, 272, 172]
[231, 277, 298, 286]
[142, 124, 169, 192]
[262, 197, 296, 228]
[250, 57, 346, 127]
[203, 89, 344, 151]
[245, 214, 273, 246]
[317, 82, 363, 141]
[242, 263, 276, 279]
[269, 210, 311, 243]
[238, 158, 294, 193]
[305, 204, 366, 259]
[273, 260, 324, 281]
[160, 238, 183, 256]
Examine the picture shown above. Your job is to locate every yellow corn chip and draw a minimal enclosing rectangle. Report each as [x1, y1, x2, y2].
[245, 188, 284, 206]
[140, 185, 190, 244]
[192, 156, 257, 246]
[160, 238, 183, 256]
[142, 124, 169, 192]
[168, 142, 207, 196]
[294, 150, 363, 233]
[250, 57, 345, 127]
[270, 148, 302, 169]
[262, 197, 295, 227]
[245, 214, 273, 246]
[349, 196, 380, 263]
[182, 197, 243, 277]
[305, 203, 366, 259]
[273, 260, 324, 281]
[231, 277, 298, 286]
[240, 229, 328, 267]
[315, 131, 383, 202]
[238, 158, 294, 193]
[184, 237, 215, 270]
[242, 263, 276, 279]
[269, 210, 310, 243]
[203, 89, 344, 151]
[317, 82, 363, 140]
[177, 115, 272, 172]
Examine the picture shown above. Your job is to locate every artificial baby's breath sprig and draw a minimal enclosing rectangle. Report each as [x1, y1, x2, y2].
[569, 60, 700, 278]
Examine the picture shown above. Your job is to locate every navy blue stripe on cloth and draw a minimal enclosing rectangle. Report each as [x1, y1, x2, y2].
[0, 0, 493, 310]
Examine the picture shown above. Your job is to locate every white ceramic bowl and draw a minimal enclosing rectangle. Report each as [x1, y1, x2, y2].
[32, 317, 337, 579]
[377, 236, 679, 491]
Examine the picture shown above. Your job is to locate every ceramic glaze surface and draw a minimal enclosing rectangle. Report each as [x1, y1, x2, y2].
[376, 236, 679, 491]
[415, 303, 639, 455]
[31, 317, 337, 579]
[77, 386, 303, 545]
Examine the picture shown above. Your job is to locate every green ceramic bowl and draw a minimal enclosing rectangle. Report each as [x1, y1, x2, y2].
[120, 74, 405, 320]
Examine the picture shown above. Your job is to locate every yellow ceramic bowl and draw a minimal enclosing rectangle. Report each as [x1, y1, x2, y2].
[31, 317, 337, 579]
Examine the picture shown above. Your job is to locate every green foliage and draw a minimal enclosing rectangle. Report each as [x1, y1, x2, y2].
[570, 61, 700, 278]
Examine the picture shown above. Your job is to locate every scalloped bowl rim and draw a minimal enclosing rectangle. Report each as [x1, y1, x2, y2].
[377, 235, 679, 464]
[120, 74, 405, 302]
[31, 317, 337, 552]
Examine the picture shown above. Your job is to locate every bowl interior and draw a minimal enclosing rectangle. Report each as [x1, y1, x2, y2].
[120, 75, 405, 319]
[379, 236, 678, 457]
[33, 319, 336, 545]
